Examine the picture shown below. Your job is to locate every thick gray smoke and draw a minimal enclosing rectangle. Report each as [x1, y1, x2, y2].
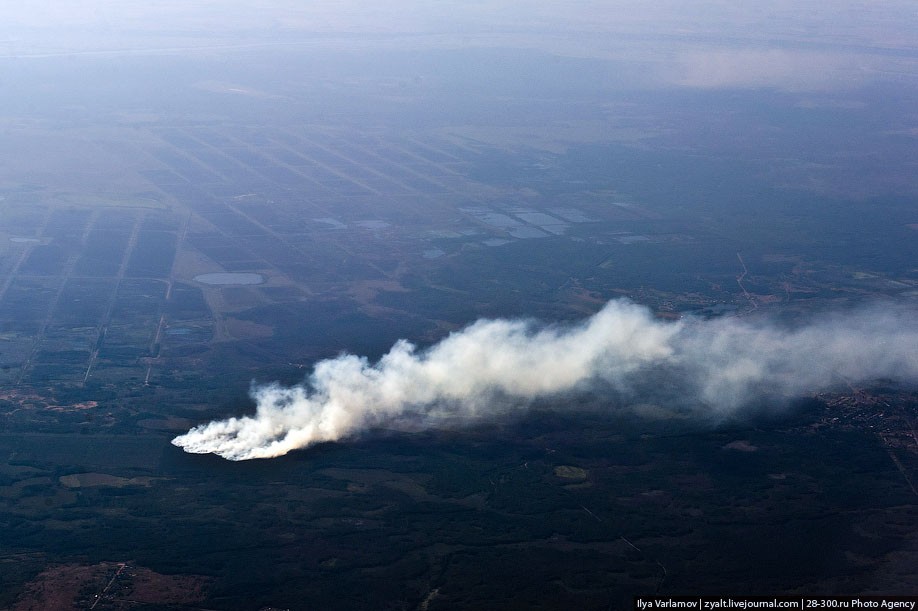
[173, 300, 918, 460]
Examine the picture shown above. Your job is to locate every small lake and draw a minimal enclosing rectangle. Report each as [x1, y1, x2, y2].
[194, 272, 265, 286]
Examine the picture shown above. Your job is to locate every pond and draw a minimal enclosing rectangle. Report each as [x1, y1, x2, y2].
[194, 272, 265, 286]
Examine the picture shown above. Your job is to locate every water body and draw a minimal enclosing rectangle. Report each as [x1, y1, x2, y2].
[550, 208, 594, 223]
[508, 226, 549, 239]
[356, 220, 391, 230]
[194, 272, 265, 286]
[423, 248, 446, 259]
[314, 217, 346, 229]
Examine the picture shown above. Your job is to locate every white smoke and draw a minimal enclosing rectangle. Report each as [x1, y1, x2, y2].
[172, 299, 918, 460]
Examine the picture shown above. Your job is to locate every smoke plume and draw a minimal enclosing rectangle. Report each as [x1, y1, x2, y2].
[172, 299, 918, 460]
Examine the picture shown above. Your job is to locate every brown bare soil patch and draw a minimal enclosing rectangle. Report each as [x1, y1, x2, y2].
[0, 390, 97, 412]
[13, 561, 211, 610]
[347, 279, 409, 305]
[224, 317, 274, 339]
[723, 440, 759, 452]
[58, 473, 157, 488]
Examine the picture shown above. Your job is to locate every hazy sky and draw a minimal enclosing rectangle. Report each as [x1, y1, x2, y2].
[2, 1, 915, 96]
[2, 1, 916, 48]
